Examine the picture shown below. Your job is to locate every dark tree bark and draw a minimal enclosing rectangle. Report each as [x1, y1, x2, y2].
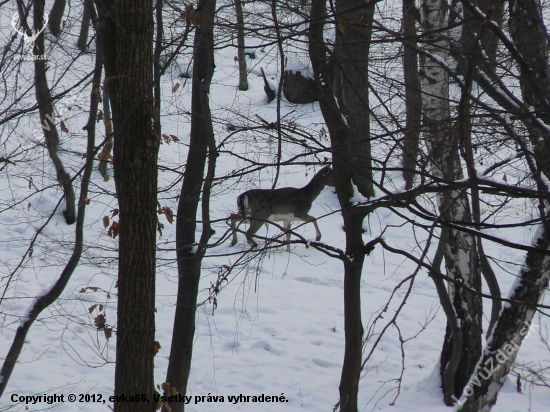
[453, 0, 503, 80]
[310, 1, 372, 410]
[402, 0, 422, 189]
[508, 0, 550, 178]
[163, 1, 217, 411]
[77, 0, 92, 51]
[28, 0, 76, 224]
[48, 0, 66, 37]
[235, 0, 248, 90]
[99, 0, 158, 410]
[333, 0, 375, 197]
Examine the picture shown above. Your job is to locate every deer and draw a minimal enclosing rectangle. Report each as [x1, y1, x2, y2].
[230, 166, 334, 251]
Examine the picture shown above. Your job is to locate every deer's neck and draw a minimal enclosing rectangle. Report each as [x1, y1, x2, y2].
[303, 176, 326, 200]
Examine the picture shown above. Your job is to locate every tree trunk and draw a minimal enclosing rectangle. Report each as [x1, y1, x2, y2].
[333, 0, 375, 197]
[100, 0, 158, 410]
[31, 0, 76, 225]
[48, 0, 66, 37]
[402, 0, 422, 188]
[419, 0, 481, 404]
[163, 1, 217, 411]
[77, 0, 92, 51]
[309, 1, 368, 410]
[235, 0, 248, 91]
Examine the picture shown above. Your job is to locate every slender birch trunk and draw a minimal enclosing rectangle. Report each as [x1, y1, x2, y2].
[419, 0, 481, 403]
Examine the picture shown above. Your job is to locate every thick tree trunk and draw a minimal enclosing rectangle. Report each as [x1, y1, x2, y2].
[100, 0, 158, 411]
[402, 0, 422, 189]
[419, 0, 481, 404]
[163, 1, 217, 411]
[333, 0, 375, 198]
[309, 1, 368, 410]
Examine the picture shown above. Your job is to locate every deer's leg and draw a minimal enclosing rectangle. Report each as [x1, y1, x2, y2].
[283, 221, 291, 251]
[229, 213, 241, 246]
[297, 213, 322, 241]
[246, 218, 265, 247]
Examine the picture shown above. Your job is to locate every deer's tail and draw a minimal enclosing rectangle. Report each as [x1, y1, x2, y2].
[237, 193, 249, 217]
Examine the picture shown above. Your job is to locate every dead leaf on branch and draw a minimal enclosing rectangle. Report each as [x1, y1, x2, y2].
[157, 222, 164, 236]
[157, 206, 174, 224]
[108, 221, 120, 238]
[104, 327, 112, 340]
[94, 314, 106, 329]
[182, 5, 200, 26]
[103, 216, 110, 228]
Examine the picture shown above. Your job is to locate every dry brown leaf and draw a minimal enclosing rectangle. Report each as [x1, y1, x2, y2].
[104, 327, 112, 340]
[182, 4, 201, 26]
[164, 207, 174, 224]
[103, 174, 110, 182]
[170, 134, 179, 142]
[99, 304, 104, 312]
[97, 110, 104, 122]
[111, 209, 119, 217]
[172, 83, 180, 93]
[78, 198, 90, 207]
[94, 314, 106, 329]
[108, 221, 120, 238]
[88, 304, 98, 313]
[103, 216, 110, 228]
[60, 121, 69, 133]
